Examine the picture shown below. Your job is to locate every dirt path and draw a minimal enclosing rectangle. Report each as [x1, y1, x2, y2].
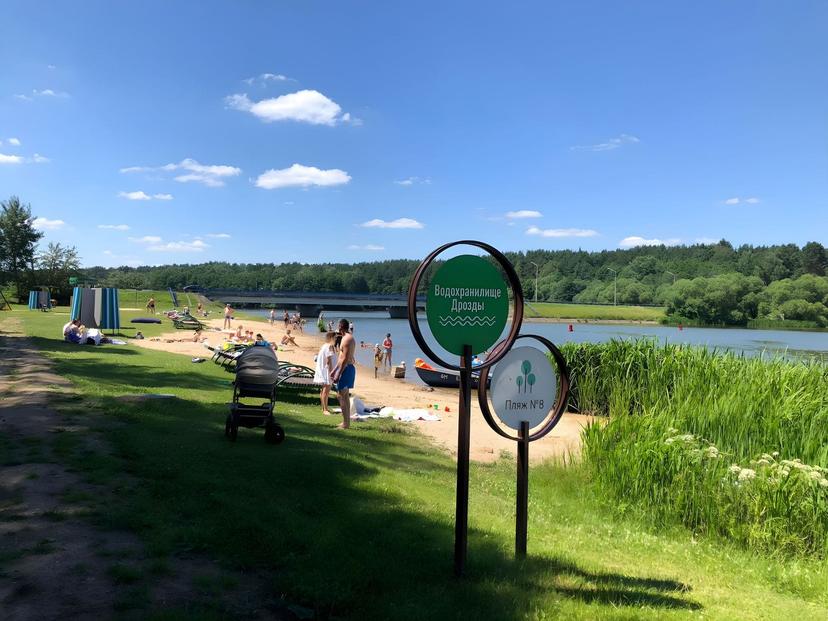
[0, 320, 295, 620]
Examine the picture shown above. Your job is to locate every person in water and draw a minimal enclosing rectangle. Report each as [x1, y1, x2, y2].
[382, 333, 393, 369]
[331, 318, 356, 429]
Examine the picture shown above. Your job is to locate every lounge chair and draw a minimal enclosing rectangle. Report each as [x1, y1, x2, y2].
[172, 313, 207, 330]
[275, 362, 317, 391]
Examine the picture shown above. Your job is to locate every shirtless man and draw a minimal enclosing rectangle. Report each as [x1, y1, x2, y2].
[331, 318, 356, 429]
[223, 304, 233, 330]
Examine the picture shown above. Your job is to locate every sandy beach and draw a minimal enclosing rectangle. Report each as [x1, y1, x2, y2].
[132, 315, 594, 463]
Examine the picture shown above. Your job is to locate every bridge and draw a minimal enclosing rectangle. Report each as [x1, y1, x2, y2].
[199, 288, 424, 319]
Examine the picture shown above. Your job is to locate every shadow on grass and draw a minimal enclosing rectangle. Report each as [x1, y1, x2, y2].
[72, 399, 700, 618]
[27, 335, 141, 356]
[21, 330, 700, 619]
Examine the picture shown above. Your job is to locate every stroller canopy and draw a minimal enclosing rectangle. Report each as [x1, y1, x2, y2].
[235, 347, 279, 385]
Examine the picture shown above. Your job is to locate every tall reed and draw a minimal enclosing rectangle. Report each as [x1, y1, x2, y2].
[562, 340, 828, 555]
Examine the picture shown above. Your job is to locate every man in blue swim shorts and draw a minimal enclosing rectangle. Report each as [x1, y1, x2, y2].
[331, 318, 356, 429]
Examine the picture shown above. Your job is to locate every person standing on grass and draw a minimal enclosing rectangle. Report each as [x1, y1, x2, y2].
[314, 331, 336, 416]
[223, 304, 233, 329]
[382, 332, 393, 369]
[331, 318, 356, 429]
[146, 297, 156, 314]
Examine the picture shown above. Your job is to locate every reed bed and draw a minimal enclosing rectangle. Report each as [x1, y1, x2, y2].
[561, 340, 828, 556]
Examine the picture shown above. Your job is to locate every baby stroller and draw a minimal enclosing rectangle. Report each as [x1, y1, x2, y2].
[225, 346, 285, 444]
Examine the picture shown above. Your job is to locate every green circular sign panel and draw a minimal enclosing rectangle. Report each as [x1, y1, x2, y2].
[426, 255, 509, 356]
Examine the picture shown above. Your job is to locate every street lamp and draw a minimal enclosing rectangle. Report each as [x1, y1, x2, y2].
[529, 261, 539, 303]
[605, 266, 617, 306]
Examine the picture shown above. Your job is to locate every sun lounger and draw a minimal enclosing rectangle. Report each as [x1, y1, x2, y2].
[172, 314, 207, 330]
[275, 362, 317, 391]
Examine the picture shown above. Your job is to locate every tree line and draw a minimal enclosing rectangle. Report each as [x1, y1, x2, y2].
[4, 195, 827, 326]
[0, 196, 81, 303]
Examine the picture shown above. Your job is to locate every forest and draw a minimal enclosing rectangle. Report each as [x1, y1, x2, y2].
[3, 196, 828, 327]
[87, 239, 828, 327]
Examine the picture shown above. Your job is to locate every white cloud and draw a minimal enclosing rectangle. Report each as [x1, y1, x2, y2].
[130, 235, 163, 243]
[7, 138, 21, 146]
[47, 64, 56, 70]
[619, 236, 681, 248]
[571, 134, 640, 152]
[153, 193, 173, 200]
[121, 158, 240, 187]
[205, 233, 231, 239]
[243, 72, 290, 85]
[526, 226, 598, 238]
[0, 151, 46, 164]
[360, 218, 424, 230]
[723, 196, 760, 206]
[347, 244, 385, 251]
[98, 224, 130, 231]
[394, 176, 431, 186]
[506, 210, 543, 219]
[33, 217, 65, 230]
[148, 239, 209, 253]
[226, 89, 350, 126]
[16, 88, 70, 100]
[119, 191, 152, 201]
[255, 163, 351, 189]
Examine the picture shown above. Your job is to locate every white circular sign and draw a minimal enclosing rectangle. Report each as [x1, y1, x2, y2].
[490, 346, 558, 430]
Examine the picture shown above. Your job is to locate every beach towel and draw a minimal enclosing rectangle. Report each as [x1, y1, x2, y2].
[379, 406, 441, 422]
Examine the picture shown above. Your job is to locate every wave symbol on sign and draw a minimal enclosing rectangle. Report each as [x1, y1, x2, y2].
[438, 315, 497, 327]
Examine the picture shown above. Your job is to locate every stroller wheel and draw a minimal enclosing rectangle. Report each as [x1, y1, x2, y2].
[265, 423, 285, 445]
[225, 414, 238, 442]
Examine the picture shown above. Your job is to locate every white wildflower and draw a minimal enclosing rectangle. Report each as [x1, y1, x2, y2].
[738, 469, 756, 482]
[809, 471, 822, 481]
[665, 438, 675, 445]
[729, 464, 742, 474]
[819, 479, 828, 488]
[772, 451, 780, 458]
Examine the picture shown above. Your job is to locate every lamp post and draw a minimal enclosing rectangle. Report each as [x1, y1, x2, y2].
[605, 267, 617, 306]
[529, 261, 539, 303]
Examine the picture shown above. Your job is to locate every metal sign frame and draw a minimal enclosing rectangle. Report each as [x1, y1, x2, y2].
[407, 239, 524, 577]
[476, 333, 571, 557]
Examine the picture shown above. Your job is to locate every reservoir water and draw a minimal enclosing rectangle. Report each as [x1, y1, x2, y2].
[254, 310, 828, 386]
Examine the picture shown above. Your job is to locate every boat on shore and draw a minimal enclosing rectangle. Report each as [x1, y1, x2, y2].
[414, 360, 489, 389]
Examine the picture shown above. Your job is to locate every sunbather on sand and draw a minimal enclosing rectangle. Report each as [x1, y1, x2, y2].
[281, 329, 298, 347]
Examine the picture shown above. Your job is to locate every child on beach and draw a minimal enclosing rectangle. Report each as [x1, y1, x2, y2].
[281, 329, 298, 347]
[373, 344, 383, 378]
[314, 332, 336, 416]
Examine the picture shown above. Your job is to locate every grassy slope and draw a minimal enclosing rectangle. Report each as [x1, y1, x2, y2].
[525, 302, 666, 322]
[4, 309, 827, 620]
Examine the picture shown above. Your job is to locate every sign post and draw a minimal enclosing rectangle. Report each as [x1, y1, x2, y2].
[408, 241, 523, 576]
[477, 335, 570, 557]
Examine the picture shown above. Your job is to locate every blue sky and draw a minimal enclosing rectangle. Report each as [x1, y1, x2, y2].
[1, 1, 827, 268]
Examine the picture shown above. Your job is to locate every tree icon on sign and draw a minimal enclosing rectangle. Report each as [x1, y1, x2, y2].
[527, 373, 536, 393]
[516, 375, 523, 392]
[520, 360, 532, 394]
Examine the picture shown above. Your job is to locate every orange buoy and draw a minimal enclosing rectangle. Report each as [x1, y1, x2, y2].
[568, 324, 574, 332]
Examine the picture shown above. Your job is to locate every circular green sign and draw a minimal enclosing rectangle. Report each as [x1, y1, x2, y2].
[426, 255, 509, 356]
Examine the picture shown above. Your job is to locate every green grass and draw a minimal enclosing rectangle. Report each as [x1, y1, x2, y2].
[564, 340, 828, 556]
[5, 311, 828, 619]
[526, 302, 666, 322]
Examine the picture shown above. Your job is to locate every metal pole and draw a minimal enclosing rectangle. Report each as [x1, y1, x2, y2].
[529, 261, 539, 303]
[605, 267, 617, 306]
[516, 420, 529, 557]
[455, 343, 473, 576]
